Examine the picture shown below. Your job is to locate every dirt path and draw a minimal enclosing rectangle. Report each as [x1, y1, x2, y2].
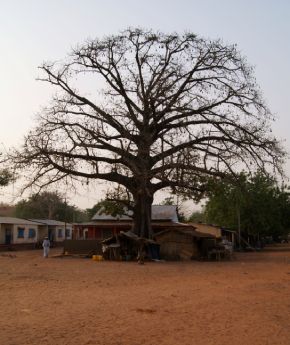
[1, 249, 290, 345]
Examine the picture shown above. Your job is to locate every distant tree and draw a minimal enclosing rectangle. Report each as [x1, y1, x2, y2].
[88, 194, 188, 221]
[14, 191, 87, 222]
[0, 203, 15, 217]
[86, 185, 133, 220]
[160, 196, 175, 206]
[205, 173, 290, 238]
[86, 199, 128, 220]
[11, 28, 283, 238]
[0, 157, 15, 216]
[0, 169, 14, 187]
[187, 210, 206, 223]
[0, 151, 14, 187]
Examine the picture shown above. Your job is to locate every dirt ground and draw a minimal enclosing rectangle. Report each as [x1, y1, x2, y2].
[1, 248, 290, 345]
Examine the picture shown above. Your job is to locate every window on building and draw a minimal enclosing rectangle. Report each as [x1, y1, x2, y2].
[28, 228, 36, 238]
[65, 229, 71, 238]
[17, 227, 25, 238]
[58, 229, 63, 238]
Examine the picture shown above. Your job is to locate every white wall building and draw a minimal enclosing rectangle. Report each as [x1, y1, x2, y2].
[0, 217, 40, 245]
[31, 219, 73, 242]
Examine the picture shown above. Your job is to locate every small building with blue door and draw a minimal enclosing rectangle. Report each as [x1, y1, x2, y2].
[0, 217, 41, 248]
[30, 219, 73, 243]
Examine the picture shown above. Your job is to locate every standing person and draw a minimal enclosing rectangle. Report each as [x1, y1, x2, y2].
[42, 237, 50, 258]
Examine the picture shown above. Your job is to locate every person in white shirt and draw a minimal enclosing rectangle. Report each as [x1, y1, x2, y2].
[42, 237, 50, 258]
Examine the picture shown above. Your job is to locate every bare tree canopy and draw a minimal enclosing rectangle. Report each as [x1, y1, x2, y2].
[11, 28, 283, 238]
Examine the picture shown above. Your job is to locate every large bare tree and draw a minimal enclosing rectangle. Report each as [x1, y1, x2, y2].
[12, 29, 283, 238]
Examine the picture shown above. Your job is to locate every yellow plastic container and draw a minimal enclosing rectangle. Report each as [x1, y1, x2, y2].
[92, 255, 103, 261]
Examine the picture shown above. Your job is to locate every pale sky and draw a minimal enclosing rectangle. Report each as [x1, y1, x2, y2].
[0, 0, 290, 209]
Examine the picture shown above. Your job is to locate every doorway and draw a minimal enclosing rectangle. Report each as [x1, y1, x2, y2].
[5, 228, 12, 244]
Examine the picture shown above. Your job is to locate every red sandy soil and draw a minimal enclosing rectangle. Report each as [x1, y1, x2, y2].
[1, 248, 290, 345]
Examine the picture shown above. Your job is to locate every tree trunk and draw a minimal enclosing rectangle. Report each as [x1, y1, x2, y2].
[131, 193, 153, 239]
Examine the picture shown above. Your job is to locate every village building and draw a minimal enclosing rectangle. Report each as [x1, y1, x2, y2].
[72, 205, 180, 240]
[0, 217, 73, 251]
[68, 206, 220, 260]
[189, 223, 236, 243]
[30, 219, 73, 243]
[0, 217, 41, 249]
[153, 227, 215, 260]
[189, 223, 222, 238]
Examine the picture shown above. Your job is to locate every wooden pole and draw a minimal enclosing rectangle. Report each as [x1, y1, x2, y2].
[237, 206, 241, 250]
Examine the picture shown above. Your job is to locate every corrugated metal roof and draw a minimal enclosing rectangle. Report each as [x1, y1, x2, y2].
[188, 223, 222, 238]
[91, 211, 132, 221]
[153, 228, 215, 238]
[152, 206, 178, 221]
[0, 217, 41, 226]
[73, 220, 186, 228]
[189, 223, 221, 231]
[30, 219, 72, 226]
[73, 221, 132, 227]
[152, 221, 194, 228]
[92, 205, 178, 222]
